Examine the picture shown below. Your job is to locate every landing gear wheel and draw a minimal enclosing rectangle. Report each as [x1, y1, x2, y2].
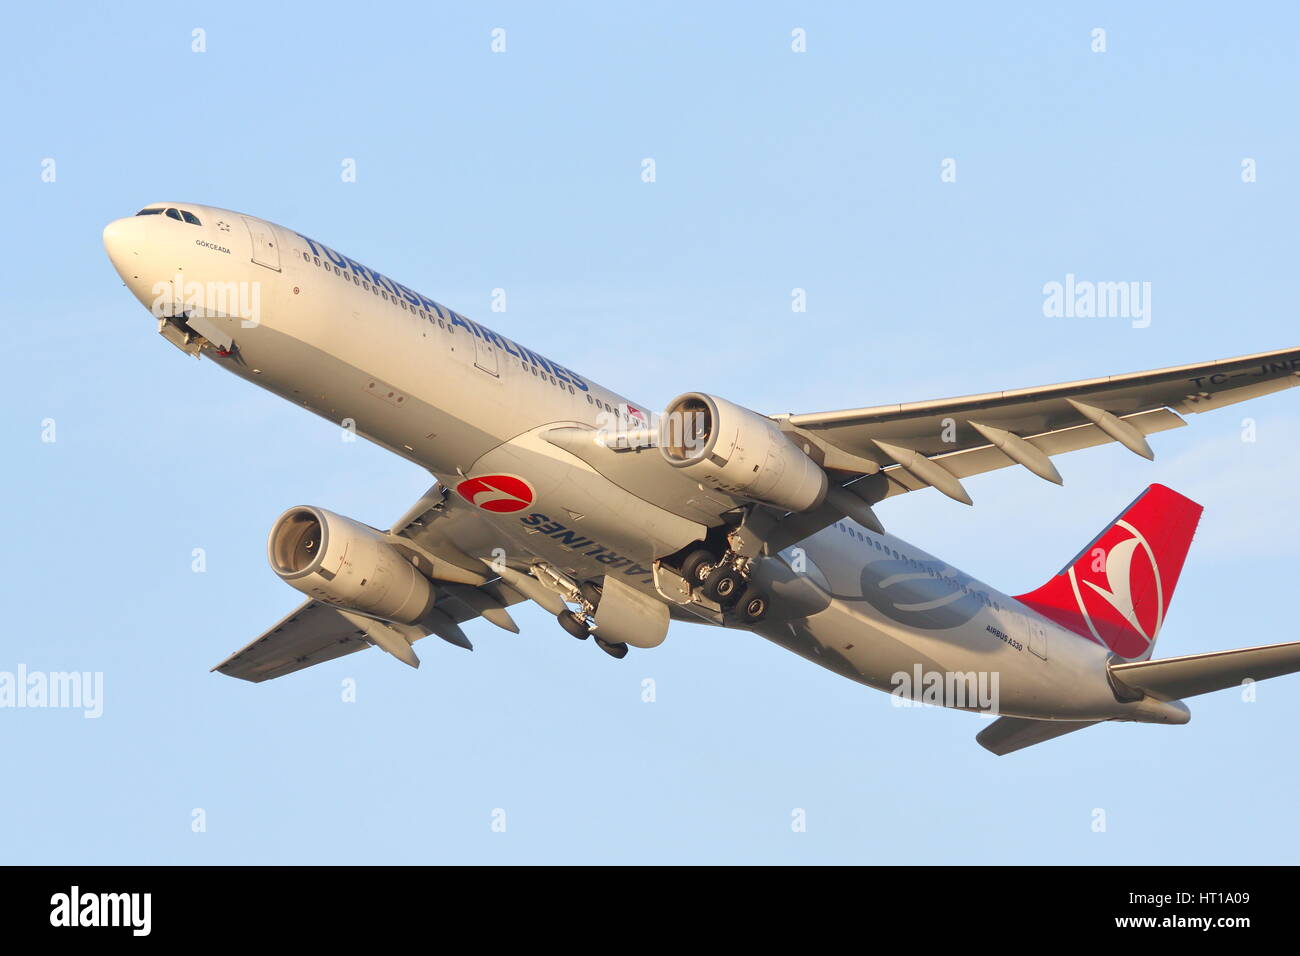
[680, 549, 715, 588]
[594, 636, 629, 659]
[557, 610, 590, 640]
[737, 588, 769, 625]
[702, 565, 744, 606]
[579, 581, 603, 609]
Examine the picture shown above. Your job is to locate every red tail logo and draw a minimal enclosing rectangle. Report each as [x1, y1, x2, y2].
[1016, 484, 1202, 660]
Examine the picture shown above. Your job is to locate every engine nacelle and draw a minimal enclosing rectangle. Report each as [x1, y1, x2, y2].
[660, 392, 828, 512]
[267, 506, 436, 625]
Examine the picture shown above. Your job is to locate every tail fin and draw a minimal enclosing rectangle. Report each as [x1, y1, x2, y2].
[1015, 484, 1203, 661]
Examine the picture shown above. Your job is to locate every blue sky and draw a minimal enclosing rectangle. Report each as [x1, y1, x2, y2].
[2, 2, 1298, 864]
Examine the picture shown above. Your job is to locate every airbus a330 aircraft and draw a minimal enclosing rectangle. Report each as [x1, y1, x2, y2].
[104, 203, 1300, 754]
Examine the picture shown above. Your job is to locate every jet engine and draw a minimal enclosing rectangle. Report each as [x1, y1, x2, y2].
[267, 506, 437, 624]
[660, 392, 828, 512]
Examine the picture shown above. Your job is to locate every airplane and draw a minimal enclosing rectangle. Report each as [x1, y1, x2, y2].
[103, 202, 1300, 754]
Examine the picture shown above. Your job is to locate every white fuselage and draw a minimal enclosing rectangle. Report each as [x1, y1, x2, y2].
[104, 203, 1167, 723]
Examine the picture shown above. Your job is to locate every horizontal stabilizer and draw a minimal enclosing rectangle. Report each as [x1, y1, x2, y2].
[1110, 640, 1300, 701]
[976, 717, 1100, 755]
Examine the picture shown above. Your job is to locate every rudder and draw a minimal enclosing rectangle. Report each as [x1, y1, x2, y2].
[1015, 484, 1203, 661]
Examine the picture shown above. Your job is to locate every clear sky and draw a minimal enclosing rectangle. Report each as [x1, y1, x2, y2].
[2, 2, 1298, 864]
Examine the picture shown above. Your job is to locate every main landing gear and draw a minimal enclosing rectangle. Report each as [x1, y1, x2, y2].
[735, 588, 770, 626]
[679, 548, 769, 625]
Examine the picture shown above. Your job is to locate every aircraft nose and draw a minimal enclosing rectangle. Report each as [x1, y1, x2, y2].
[103, 214, 166, 311]
[103, 217, 141, 277]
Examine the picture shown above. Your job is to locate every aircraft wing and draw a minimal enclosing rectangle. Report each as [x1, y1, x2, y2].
[212, 599, 372, 682]
[214, 578, 529, 682]
[773, 346, 1300, 503]
[214, 487, 530, 682]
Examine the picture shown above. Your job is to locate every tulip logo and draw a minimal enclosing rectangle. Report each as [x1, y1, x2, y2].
[455, 474, 535, 514]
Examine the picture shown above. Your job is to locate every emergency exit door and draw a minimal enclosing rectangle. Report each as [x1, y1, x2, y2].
[242, 217, 281, 272]
[473, 333, 499, 376]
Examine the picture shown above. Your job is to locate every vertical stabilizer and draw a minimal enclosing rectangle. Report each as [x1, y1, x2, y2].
[1015, 484, 1202, 661]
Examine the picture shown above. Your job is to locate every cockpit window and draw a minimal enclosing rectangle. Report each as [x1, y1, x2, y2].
[137, 206, 202, 224]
